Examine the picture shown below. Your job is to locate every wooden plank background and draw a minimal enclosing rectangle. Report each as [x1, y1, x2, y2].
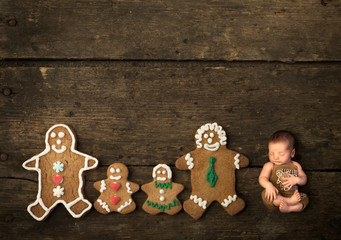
[0, 0, 340, 239]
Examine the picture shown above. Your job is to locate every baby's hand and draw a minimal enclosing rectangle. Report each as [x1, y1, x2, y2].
[282, 174, 298, 190]
[265, 184, 278, 202]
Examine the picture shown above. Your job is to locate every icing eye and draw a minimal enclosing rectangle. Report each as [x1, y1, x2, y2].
[157, 170, 161, 174]
[162, 170, 166, 174]
[51, 132, 56, 138]
[58, 132, 65, 138]
[110, 168, 115, 173]
[116, 168, 121, 173]
[210, 132, 214, 138]
[204, 134, 208, 138]
[208, 138, 213, 144]
[56, 139, 62, 145]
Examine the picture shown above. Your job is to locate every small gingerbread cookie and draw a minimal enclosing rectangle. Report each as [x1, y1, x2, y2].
[22, 124, 98, 221]
[175, 122, 249, 219]
[93, 163, 139, 214]
[141, 164, 184, 215]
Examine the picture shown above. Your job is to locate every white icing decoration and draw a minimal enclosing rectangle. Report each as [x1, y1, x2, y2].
[160, 196, 165, 201]
[162, 170, 166, 174]
[157, 177, 166, 181]
[157, 170, 161, 174]
[58, 132, 65, 138]
[190, 195, 207, 209]
[100, 180, 106, 193]
[97, 199, 110, 213]
[126, 182, 132, 194]
[204, 142, 220, 151]
[234, 153, 240, 169]
[110, 175, 121, 180]
[22, 124, 99, 221]
[116, 168, 121, 173]
[51, 132, 56, 138]
[52, 145, 67, 154]
[195, 123, 227, 149]
[53, 186, 64, 198]
[56, 139, 62, 145]
[152, 164, 172, 179]
[210, 132, 214, 138]
[221, 194, 237, 207]
[53, 161, 64, 173]
[159, 189, 165, 194]
[185, 153, 194, 170]
[207, 138, 213, 144]
[110, 168, 115, 173]
[204, 134, 208, 138]
[117, 198, 132, 212]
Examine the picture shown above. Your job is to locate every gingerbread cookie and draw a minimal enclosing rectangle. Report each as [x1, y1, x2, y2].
[22, 124, 98, 221]
[93, 163, 139, 214]
[175, 122, 249, 219]
[141, 164, 184, 215]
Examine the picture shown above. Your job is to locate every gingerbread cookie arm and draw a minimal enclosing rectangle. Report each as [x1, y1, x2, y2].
[84, 156, 99, 170]
[228, 150, 249, 169]
[22, 156, 39, 170]
[93, 181, 102, 192]
[172, 182, 185, 195]
[175, 150, 195, 170]
[126, 181, 139, 194]
[141, 182, 154, 193]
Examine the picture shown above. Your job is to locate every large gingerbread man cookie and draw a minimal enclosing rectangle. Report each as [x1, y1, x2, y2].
[22, 124, 98, 221]
[93, 163, 139, 214]
[142, 164, 184, 215]
[175, 122, 249, 219]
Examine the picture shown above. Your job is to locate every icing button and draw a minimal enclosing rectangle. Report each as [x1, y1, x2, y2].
[160, 196, 165, 202]
[159, 189, 165, 194]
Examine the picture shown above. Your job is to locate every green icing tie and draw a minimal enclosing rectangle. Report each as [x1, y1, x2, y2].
[206, 157, 217, 187]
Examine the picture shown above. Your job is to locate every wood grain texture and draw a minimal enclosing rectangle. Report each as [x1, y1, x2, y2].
[1, 0, 340, 61]
[1, 62, 340, 174]
[1, 168, 340, 240]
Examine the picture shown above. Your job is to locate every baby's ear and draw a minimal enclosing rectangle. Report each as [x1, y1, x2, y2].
[291, 148, 296, 158]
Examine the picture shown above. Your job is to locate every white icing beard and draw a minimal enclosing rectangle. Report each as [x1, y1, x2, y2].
[110, 175, 122, 180]
[52, 145, 67, 154]
[204, 142, 220, 151]
[156, 177, 167, 181]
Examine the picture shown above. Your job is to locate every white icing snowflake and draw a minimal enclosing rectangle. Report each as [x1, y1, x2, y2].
[53, 161, 64, 173]
[53, 186, 64, 198]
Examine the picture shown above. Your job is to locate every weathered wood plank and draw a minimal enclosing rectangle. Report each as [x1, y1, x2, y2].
[0, 168, 340, 240]
[0, 62, 340, 173]
[1, 0, 340, 61]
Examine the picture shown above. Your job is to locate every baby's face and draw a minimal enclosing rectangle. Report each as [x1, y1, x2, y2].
[268, 141, 295, 165]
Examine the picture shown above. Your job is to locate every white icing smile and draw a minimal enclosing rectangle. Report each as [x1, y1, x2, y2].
[52, 145, 67, 154]
[110, 175, 121, 180]
[204, 142, 220, 151]
[157, 177, 166, 181]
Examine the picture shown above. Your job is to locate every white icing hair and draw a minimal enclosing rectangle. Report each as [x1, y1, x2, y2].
[195, 122, 227, 148]
[152, 164, 172, 179]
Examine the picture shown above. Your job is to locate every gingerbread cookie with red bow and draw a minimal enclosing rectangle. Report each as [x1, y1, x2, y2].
[22, 124, 98, 221]
[93, 163, 139, 214]
[141, 164, 184, 215]
[175, 122, 249, 219]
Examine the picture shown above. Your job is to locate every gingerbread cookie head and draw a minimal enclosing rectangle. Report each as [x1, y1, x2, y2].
[152, 164, 172, 182]
[195, 122, 227, 152]
[46, 125, 74, 154]
[107, 163, 129, 181]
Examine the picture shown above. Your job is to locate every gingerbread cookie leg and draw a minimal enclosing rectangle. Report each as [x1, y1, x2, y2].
[219, 194, 245, 216]
[183, 196, 209, 220]
[66, 198, 92, 218]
